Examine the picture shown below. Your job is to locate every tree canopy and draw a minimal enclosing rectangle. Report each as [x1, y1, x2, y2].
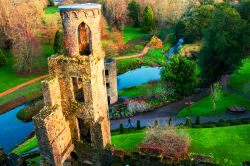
[127, 0, 141, 28]
[160, 56, 197, 97]
[198, 3, 249, 83]
[174, 5, 215, 43]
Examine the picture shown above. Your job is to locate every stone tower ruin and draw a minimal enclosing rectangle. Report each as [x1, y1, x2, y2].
[104, 58, 118, 105]
[33, 3, 111, 165]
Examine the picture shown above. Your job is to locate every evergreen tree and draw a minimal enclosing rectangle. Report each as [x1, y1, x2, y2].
[128, 0, 141, 27]
[140, 6, 156, 33]
[53, 30, 65, 55]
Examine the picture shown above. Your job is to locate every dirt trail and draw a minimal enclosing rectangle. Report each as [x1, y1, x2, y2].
[0, 74, 50, 98]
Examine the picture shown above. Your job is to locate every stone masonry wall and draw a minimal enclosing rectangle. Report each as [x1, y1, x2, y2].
[105, 59, 118, 105]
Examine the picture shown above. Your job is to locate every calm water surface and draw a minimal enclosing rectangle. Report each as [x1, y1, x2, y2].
[117, 66, 162, 91]
[0, 104, 34, 153]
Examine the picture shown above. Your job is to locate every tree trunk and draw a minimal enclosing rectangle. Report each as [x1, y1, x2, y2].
[213, 100, 216, 112]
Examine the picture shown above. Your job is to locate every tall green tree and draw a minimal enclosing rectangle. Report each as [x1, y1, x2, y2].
[53, 30, 65, 55]
[140, 6, 156, 33]
[198, 3, 249, 82]
[128, 0, 141, 27]
[237, 0, 250, 22]
[174, 5, 215, 43]
[160, 56, 197, 97]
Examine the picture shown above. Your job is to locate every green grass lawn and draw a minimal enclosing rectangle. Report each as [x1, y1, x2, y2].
[13, 125, 250, 165]
[0, 81, 43, 106]
[177, 91, 250, 117]
[118, 81, 163, 98]
[44, 6, 59, 15]
[112, 125, 250, 166]
[12, 136, 38, 155]
[0, 49, 46, 93]
[122, 26, 151, 44]
[228, 58, 250, 96]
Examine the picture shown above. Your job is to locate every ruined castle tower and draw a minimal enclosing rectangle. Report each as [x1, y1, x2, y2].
[104, 58, 118, 105]
[33, 3, 111, 165]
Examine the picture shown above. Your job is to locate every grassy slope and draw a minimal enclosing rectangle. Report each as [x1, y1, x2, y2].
[44, 6, 59, 15]
[122, 26, 150, 44]
[118, 81, 162, 98]
[177, 91, 250, 117]
[112, 125, 250, 166]
[228, 58, 250, 96]
[0, 49, 45, 93]
[12, 136, 37, 155]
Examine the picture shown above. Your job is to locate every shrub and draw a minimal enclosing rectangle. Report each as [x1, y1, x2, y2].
[103, 40, 119, 58]
[53, 30, 65, 55]
[185, 117, 191, 127]
[143, 125, 190, 161]
[120, 122, 124, 134]
[149, 35, 163, 48]
[109, 104, 132, 119]
[17, 101, 44, 122]
[137, 120, 141, 129]
[154, 120, 159, 126]
[202, 122, 216, 128]
[0, 49, 7, 67]
[169, 117, 172, 126]
[195, 116, 200, 125]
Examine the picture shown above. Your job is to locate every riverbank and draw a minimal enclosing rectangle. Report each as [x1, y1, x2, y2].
[0, 90, 42, 116]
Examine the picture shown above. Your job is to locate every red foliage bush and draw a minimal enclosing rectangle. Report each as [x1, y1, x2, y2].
[142, 126, 190, 161]
[138, 143, 163, 156]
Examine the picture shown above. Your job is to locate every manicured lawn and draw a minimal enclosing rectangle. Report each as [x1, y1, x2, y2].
[177, 91, 250, 117]
[12, 136, 37, 155]
[0, 81, 43, 106]
[228, 58, 250, 96]
[112, 125, 250, 166]
[118, 81, 162, 98]
[122, 26, 151, 44]
[0, 49, 46, 93]
[44, 6, 59, 15]
[13, 125, 250, 165]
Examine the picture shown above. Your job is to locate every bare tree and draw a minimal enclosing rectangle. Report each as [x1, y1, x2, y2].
[0, 0, 44, 73]
[104, 0, 128, 29]
[138, 0, 198, 27]
[210, 82, 222, 112]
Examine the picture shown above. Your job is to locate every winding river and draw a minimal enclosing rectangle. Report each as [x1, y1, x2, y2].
[0, 66, 162, 153]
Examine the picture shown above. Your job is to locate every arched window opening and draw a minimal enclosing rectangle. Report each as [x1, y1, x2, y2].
[78, 22, 91, 55]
